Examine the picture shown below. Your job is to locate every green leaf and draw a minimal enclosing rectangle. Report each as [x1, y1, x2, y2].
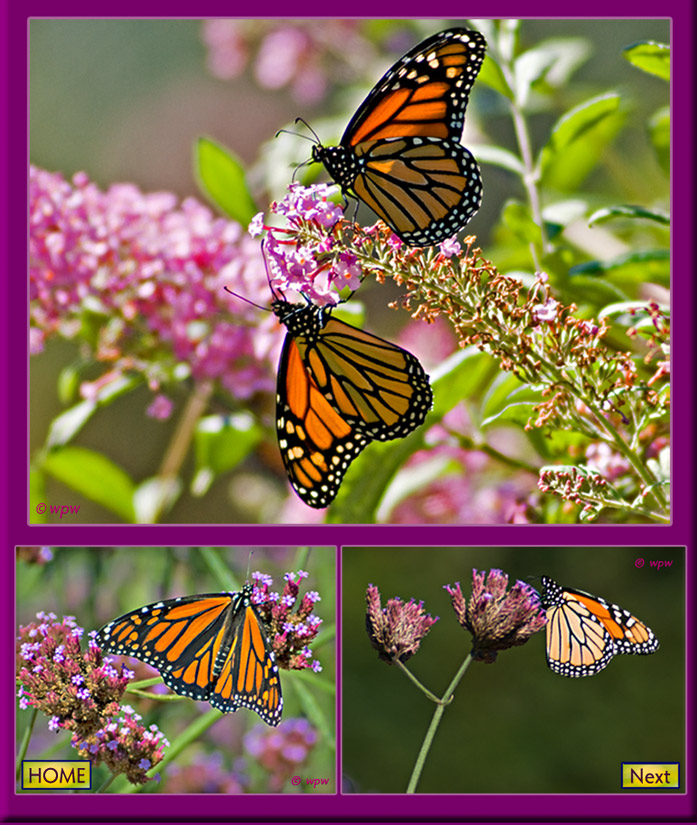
[539, 93, 626, 190]
[429, 348, 496, 416]
[623, 41, 670, 81]
[195, 136, 258, 226]
[42, 446, 136, 522]
[474, 144, 525, 177]
[569, 249, 670, 290]
[46, 374, 141, 448]
[588, 204, 670, 226]
[133, 476, 183, 524]
[29, 469, 48, 524]
[480, 18, 520, 64]
[191, 413, 263, 496]
[523, 38, 591, 88]
[562, 273, 631, 307]
[480, 373, 543, 428]
[501, 200, 539, 245]
[512, 47, 558, 106]
[648, 106, 670, 175]
[476, 53, 512, 99]
[46, 400, 98, 448]
[57, 363, 82, 405]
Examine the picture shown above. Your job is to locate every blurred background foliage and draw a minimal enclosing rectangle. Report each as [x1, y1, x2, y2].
[30, 19, 670, 523]
[342, 546, 683, 793]
[16, 546, 336, 793]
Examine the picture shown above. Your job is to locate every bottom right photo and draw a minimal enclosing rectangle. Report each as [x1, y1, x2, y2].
[341, 546, 685, 795]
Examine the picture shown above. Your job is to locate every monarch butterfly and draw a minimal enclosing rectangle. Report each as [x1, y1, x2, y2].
[96, 583, 283, 725]
[310, 28, 486, 247]
[540, 576, 659, 678]
[272, 295, 432, 508]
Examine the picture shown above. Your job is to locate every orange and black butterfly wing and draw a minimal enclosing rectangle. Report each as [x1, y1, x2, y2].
[541, 576, 659, 678]
[96, 593, 235, 703]
[211, 588, 283, 726]
[342, 28, 486, 147]
[314, 28, 486, 246]
[273, 300, 432, 507]
[351, 137, 481, 247]
[304, 314, 432, 440]
[276, 313, 370, 509]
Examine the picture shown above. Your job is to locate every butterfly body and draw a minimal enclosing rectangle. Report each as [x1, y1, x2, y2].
[97, 584, 283, 725]
[312, 28, 486, 246]
[541, 576, 659, 678]
[272, 298, 432, 507]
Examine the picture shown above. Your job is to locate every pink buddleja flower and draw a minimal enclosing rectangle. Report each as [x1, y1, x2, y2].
[29, 166, 280, 402]
[251, 182, 362, 307]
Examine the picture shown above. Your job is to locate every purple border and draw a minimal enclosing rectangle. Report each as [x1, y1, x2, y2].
[6, 1, 695, 822]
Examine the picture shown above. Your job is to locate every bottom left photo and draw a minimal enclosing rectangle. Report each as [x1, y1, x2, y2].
[16, 545, 335, 794]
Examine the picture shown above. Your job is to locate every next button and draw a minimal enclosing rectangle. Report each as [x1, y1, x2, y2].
[621, 763, 680, 789]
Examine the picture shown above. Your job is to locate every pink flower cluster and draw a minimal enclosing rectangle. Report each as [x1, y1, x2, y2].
[201, 20, 371, 104]
[251, 182, 362, 307]
[29, 166, 280, 402]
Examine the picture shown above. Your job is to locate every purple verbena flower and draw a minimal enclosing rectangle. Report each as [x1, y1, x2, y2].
[243, 717, 319, 791]
[16, 613, 134, 742]
[250, 571, 322, 672]
[444, 569, 547, 664]
[73, 706, 168, 786]
[365, 584, 438, 664]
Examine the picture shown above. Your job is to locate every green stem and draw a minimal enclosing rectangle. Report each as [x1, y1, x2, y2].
[450, 430, 539, 475]
[406, 653, 473, 794]
[576, 491, 669, 523]
[16, 707, 38, 781]
[587, 409, 668, 513]
[494, 35, 549, 265]
[94, 773, 117, 793]
[393, 658, 450, 705]
[150, 379, 214, 523]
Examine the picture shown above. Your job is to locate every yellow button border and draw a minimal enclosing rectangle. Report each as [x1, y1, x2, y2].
[621, 762, 680, 789]
[21, 760, 92, 790]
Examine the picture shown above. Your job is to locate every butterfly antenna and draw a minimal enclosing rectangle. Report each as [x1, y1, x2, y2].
[274, 127, 317, 143]
[294, 117, 322, 144]
[223, 286, 268, 312]
[290, 156, 313, 183]
[260, 238, 283, 303]
[245, 549, 254, 584]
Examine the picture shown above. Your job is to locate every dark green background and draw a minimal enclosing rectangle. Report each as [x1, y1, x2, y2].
[342, 546, 684, 794]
